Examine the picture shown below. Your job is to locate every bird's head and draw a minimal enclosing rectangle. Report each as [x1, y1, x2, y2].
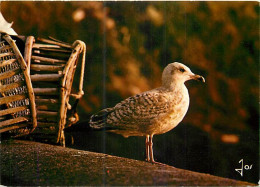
[162, 62, 205, 88]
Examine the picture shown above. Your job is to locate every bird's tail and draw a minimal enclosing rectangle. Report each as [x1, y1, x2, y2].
[89, 108, 113, 129]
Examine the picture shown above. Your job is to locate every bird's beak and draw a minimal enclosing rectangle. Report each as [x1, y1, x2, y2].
[190, 74, 205, 83]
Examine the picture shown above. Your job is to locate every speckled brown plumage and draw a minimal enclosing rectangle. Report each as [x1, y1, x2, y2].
[90, 62, 205, 163]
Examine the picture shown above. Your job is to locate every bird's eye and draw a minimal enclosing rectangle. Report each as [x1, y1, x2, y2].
[179, 68, 185, 73]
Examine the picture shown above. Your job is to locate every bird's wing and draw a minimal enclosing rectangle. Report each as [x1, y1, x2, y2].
[105, 90, 172, 129]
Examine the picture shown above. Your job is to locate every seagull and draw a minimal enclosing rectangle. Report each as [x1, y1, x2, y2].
[89, 62, 205, 163]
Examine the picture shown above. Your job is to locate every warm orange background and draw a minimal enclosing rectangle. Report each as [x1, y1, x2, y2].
[2, 2, 258, 183]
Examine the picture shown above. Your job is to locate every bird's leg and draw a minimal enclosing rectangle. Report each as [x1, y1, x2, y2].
[145, 135, 150, 162]
[147, 135, 169, 166]
[148, 135, 155, 163]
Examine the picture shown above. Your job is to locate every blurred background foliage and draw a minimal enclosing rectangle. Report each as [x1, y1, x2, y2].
[1, 1, 258, 183]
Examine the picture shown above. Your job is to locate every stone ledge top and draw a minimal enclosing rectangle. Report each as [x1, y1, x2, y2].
[0, 140, 256, 186]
